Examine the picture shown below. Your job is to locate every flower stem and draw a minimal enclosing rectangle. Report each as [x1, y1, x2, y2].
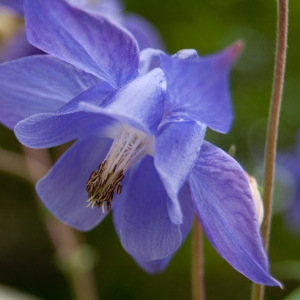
[192, 216, 205, 300]
[251, 0, 288, 299]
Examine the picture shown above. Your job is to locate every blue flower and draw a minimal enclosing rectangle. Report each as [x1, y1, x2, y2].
[0, 0, 279, 286]
[278, 132, 300, 234]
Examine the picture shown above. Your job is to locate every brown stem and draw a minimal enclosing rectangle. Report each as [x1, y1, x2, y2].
[192, 216, 205, 300]
[251, 0, 288, 299]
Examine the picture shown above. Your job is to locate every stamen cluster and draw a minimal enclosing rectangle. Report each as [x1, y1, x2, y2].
[86, 160, 124, 212]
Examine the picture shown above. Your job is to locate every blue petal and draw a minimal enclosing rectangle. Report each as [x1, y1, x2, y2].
[124, 14, 164, 51]
[189, 141, 280, 286]
[36, 135, 112, 231]
[24, 0, 139, 87]
[160, 42, 242, 133]
[15, 111, 117, 148]
[154, 119, 206, 224]
[80, 68, 166, 135]
[113, 155, 181, 261]
[134, 182, 195, 273]
[112, 184, 171, 273]
[0, 55, 100, 129]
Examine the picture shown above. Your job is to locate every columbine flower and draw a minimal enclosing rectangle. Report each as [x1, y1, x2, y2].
[278, 132, 300, 234]
[0, 0, 279, 286]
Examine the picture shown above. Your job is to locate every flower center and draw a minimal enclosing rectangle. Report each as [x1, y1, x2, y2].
[86, 125, 153, 212]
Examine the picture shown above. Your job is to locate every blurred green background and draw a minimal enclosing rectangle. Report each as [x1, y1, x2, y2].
[0, 0, 300, 299]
